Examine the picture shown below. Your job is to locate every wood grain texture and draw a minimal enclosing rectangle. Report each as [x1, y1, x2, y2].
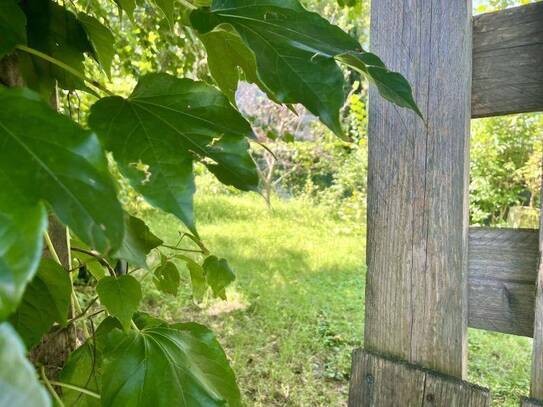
[468, 227, 538, 337]
[471, 2, 543, 118]
[522, 397, 543, 407]
[365, 0, 471, 378]
[348, 349, 490, 407]
[530, 174, 543, 399]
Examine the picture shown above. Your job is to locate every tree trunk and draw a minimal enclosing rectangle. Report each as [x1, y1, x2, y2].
[0, 54, 77, 380]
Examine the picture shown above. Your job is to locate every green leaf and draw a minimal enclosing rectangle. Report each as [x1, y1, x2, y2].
[101, 321, 241, 406]
[0, 87, 123, 319]
[181, 257, 207, 302]
[59, 341, 101, 407]
[199, 27, 265, 105]
[0, 323, 51, 407]
[0, 0, 26, 58]
[336, 51, 422, 118]
[71, 237, 108, 280]
[96, 275, 142, 329]
[114, 0, 136, 17]
[203, 255, 235, 300]
[0, 192, 46, 321]
[88, 73, 258, 234]
[78, 13, 115, 77]
[191, 0, 350, 135]
[153, 261, 180, 296]
[152, 0, 175, 26]
[114, 214, 163, 269]
[191, 0, 421, 132]
[10, 259, 72, 348]
[21, 0, 94, 94]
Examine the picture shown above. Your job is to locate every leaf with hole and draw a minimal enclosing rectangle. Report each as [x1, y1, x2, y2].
[10, 259, 72, 348]
[101, 319, 241, 406]
[0, 87, 123, 319]
[0, 0, 26, 58]
[0, 323, 51, 407]
[96, 275, 142, 329]
[88, 73, 258, 235]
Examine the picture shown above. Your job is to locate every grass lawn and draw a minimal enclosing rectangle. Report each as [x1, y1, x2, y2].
[140, 192, 532, 406]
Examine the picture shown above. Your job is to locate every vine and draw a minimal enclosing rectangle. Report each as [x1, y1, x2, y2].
[0, 0, 421, 405]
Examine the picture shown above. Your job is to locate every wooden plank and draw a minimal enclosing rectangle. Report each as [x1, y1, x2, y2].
[522, 397, 543, 407]
[530, 175, 543, 399]
[467, 227, 538, 337]
[365, 0, 471, 378]
[348, 349, 491, 407]
[472, 2, 543, 118]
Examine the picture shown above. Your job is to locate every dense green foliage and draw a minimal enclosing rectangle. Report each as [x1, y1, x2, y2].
[0, 0, 419, 405]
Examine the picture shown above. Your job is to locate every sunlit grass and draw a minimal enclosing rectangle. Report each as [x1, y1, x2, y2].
[140, 191, 531, 406]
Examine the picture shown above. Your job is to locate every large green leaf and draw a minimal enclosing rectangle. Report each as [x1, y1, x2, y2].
[88, 73, 258, 234]
[21, 0, 94, 94]
[191, 0, 421, 132]
[78, 13, 115, 77]
[0, 87, 123, 319]
[153, 261, 180, 296]
[101, 318, 241, 406]
[114, 214, 163, 269]
[59, 341, 101, 407]
[0, 185, 46, 320]
[203, 255, 235, 300]
[0, 0, 26, 58]
[10, 259, 72, 348]
[0, 323, 51, 407]
[96, 275, 142, 329]
[191, 0, 350, 135]
[200, 27, 265, 105]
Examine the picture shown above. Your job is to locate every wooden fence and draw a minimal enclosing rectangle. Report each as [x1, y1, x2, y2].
[348, 2, 543, 406]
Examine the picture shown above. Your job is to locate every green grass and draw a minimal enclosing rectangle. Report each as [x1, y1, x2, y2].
[140, 192, 532, 406]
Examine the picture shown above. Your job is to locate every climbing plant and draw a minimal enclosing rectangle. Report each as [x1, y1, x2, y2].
[0, 0, 419, 405]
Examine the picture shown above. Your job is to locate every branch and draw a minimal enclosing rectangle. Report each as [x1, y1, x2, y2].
[71, 247, 116, 277]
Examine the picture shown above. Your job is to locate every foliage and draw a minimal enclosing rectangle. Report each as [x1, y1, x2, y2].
[470, 114, 542, 225]
[0, 0, 419, 405]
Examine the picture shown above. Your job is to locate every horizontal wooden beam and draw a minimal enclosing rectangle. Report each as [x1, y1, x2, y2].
[468, 227, 539, 337]
[348, 349, 491, 406]
[471, 2, 543, 118]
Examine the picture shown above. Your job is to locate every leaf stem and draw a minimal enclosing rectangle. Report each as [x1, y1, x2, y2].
[72, 291, 90, 338]
[49, 380, 101, 399]
[161, 244, 203, 254]
[130, 320, 140, 332]
[40, 366, 65, 407]
[15, 45, 115, 97]
[177, 0, 197, 10]
[71, 247, 116, 277]
[44, 232, 62, 265]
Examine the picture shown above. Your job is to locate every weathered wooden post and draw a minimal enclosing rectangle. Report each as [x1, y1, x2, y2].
[349, 1, 543, 406]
